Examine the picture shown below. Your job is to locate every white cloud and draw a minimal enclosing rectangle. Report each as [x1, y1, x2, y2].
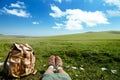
[49, 5, 65, 18]
[104, 0, 120, 9]
[50, 5, 109, 30]
[10, 1, 25, 8]
[54, 0, 62, 3]
[65, 19, 83, 30]
[104, 0, 120, 17]
[3, 7, 30, 18]
[52, 23, 63, 29]
[54, 0, 72, 3]
[32, 21, 39, 25]
[106, 10, 120, 17]
[1, 1, 31, 18]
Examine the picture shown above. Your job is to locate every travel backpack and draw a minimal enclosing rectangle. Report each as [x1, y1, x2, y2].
[4, 43, 36, 78]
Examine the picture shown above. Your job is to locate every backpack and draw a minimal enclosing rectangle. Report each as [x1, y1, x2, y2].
[4, 43, 37, 78]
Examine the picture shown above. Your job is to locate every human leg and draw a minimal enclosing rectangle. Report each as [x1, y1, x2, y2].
[55, 56, 69, 76]
[42, 55, 72, 80]
[44, 55, 55, 74]
[42, 55, 57, 80]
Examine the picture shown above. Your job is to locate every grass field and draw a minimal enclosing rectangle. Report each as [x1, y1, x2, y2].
[0, 31, 120, 80]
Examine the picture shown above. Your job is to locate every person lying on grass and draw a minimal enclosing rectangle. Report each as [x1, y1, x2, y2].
[42, 55, 72, 80]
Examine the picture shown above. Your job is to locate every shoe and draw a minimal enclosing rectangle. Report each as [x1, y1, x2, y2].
[48, 55, 55, 66]
[55, 56, 62, 68]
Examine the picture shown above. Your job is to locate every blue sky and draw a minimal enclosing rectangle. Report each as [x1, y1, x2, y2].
[0, 0, 120, 36]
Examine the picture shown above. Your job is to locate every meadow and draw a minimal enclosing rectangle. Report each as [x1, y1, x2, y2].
[0, 31, 120, 80]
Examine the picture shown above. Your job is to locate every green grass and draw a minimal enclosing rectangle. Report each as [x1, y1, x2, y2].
[0, 31, 120, 80]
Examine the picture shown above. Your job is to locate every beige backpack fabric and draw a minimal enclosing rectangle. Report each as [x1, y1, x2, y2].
[4, 43, 36, 78]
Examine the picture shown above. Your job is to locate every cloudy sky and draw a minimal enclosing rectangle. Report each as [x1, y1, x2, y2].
[0, 0, 120, 36]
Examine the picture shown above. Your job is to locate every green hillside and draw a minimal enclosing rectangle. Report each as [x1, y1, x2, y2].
[0, 31, 120, 80]
[0, 31, 120, 40]
[45, 31, 120, 40]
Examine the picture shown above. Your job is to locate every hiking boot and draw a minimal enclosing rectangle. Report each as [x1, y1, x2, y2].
[55, 56, 62, 68]
[48, 55, 55, 67]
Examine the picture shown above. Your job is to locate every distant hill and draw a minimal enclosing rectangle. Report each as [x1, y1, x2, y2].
[45, 31, 120, 41]
[0, 34, 31, 38]
[0, 34, 4, 36]
[107, 31, 120, 34]
[0, 31, 120, 40]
